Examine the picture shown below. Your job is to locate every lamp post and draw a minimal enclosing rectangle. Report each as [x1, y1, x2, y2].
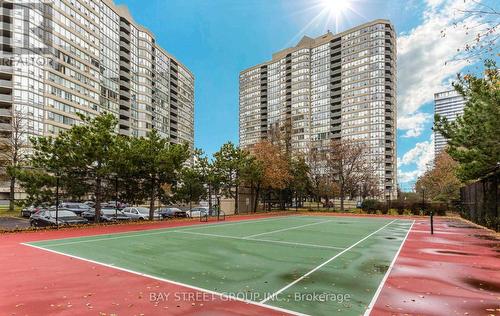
[55, 175, 60, 229]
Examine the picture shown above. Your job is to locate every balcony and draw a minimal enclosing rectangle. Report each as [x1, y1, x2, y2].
[119, 51, 130, 61]
[119, 118, 129, 126]
[120, 21, 131, 33]
[120, 30, 130, 41]
[119, 109, 129, 116]
[0, 122, 11, 131]
[119, 128, 130, 136]
[120, 80, 130, 90]
[0, 108, 11, 116]
[120, 41, 131, 52]
[0, 79, 11, 88]
[119, 99, 130, 108]
[0, 36, 12, 45]
[0, 22, 11, 31]
[119, 60, 130, 70]
[0, 66, 12, 74]
[0, 8, 12, 17]
[331, 96, 341, 103]
[120, 90, 130, 99]
[0, 94, 12, 103]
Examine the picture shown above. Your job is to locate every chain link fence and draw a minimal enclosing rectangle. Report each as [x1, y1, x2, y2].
[460, 170, 499, 232]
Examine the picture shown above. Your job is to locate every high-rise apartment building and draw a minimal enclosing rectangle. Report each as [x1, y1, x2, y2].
[434, 89, 466, 157]
[0, 0, 194, 199]
[239, 19, 397, 199]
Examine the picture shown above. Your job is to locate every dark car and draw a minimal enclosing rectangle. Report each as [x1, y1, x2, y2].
[81, 208, 132, 222]
[59, 202, 90, 216]
[30, 210, 89, 227]
[21, 206, 45, 218]
[157, 207, 187, 219]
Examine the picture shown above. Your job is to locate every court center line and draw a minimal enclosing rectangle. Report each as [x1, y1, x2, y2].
[363, 220, 415, 316]
[29, 216, 299, 247]
[172, 230, 345, 250]
[20, 243, 309, 316]
[243, 219, 334, 239]
[260, 219, 398, 304]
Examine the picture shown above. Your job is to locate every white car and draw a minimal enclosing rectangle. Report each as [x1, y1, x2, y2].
[122, 207, 160, 220]
[187, 207, 213, 218]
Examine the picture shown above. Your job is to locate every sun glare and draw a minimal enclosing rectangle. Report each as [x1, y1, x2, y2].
[321, 0, 352, 14]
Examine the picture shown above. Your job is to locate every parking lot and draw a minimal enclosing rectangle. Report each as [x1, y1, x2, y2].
[0, 216, 30, 231]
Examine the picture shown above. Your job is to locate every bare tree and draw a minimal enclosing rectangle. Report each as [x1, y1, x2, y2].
[0, 111, 29, 211]
[325, 139, 375, 212]
[442, 0, 499, 63]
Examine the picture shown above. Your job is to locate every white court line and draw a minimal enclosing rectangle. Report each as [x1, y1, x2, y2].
[21, 242, 309, 316]
[243, 219, 334, 239]
[173, 230, 345, 250]
[30, 216, 298, 247]
[260, 219, 398, 304]
[363, 220, 415, 316]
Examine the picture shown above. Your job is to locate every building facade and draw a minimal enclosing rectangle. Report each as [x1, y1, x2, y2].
[239, 20, 397, 199]
[434, 89, 466, 157]
[0, 0, 194, 199]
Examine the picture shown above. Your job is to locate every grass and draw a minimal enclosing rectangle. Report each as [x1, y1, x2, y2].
[26, 215, 414, 315]
[0, 205, 21, 218]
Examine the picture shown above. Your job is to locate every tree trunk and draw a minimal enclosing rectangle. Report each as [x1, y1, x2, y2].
[234, 184, 239, 215]
[208, 184, 213, 213]
[149, 176, 155, 221]
[253, 185, 260, 213]
[340, 185, 345, 213]
[9, 176, 15, 212]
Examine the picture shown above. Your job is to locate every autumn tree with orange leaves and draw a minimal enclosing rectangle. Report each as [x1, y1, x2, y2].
[415, 152, 462, 205]
[248, 140, 292, 211]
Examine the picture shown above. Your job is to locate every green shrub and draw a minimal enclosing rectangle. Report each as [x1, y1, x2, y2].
[388, 209, 399, 216]
[403, 209, 412, 216]
[361, 199, 384, 213]
[351, 208, 366, 214]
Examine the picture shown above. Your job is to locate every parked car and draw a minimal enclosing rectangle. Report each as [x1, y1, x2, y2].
[21, 206, 44, 218]
[187, 207, 213, 218]
[81, 208, 131, 222]
[122, 207, 160, 220]
[59, 202, 90, 215]
[106, 201, 128, 209]
[83, 201, 95, 208]
[30, 210, 88, 227]
[157, 207, 187, 219]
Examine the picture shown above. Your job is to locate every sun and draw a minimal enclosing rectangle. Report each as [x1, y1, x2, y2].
[320, 0, 352, 14]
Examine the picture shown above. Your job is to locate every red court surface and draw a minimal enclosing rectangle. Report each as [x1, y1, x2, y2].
[1, 214, 499, 316]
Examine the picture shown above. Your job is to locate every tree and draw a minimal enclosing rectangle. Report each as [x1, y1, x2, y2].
[174, 151, 207, 210]
[28, 114, 119, 222]
[131, 130, 190, 220]
[307, 146, 328, 208]
[415, 152, 462, 204]
[213, 142, 250, 214]
[248, 140, 292, 212]
[15, 168, 56, 207]
[325, 140, 374, 212]
[434, 60, 500, 181]
[442, 0, 499, 63]
[0, 111, 29, 211]
[289, 156, 310, 209]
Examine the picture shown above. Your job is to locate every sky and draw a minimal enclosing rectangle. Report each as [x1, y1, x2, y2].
[115, 0, 498, 191]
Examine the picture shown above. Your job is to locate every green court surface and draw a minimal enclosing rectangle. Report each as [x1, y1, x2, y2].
[26, 216, 414, 316]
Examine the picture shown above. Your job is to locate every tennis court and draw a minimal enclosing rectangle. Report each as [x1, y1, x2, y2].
[23, 215, 414, 315]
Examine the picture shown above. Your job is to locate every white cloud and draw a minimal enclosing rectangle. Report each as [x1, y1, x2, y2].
[398, 137, 435, 183]
[398, 112, 432, 138]
[397, 0, 484, 118]
[398, 170, 420, 184]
